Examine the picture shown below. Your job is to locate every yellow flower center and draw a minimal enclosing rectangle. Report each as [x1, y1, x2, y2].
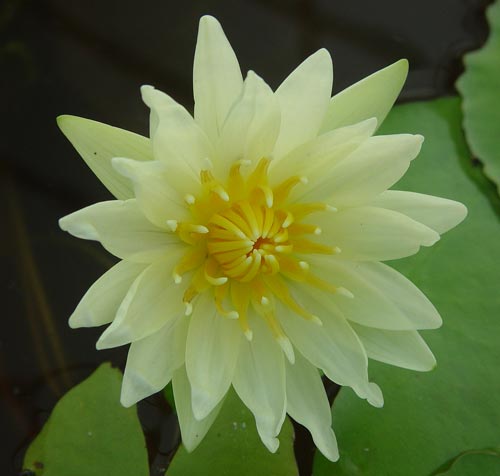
[170, 158, 346, 349]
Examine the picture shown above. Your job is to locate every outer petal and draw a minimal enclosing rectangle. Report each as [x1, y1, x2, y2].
[285, 352, 339, 462]
[69, 260, 146, 329]
[142, 86, 214, 195]
[350, 323, 436, 372]
[185, 293, 241, 420]
[120, 316, 189, 407]
[273, 49, 333, 159]
[57, 115, 153, 200]
[96, 250, 186, 349]
[318, 206, 439, 261]
[320, 59, 408, 133]
[371, 190, 468, 234]
[299, 134, 424, 207]
[59, 200, 180, 262]
[270, 118, 377, 187]
[232, 315, 286, 452]
[173, 365, 224, 452]
[306, 257, 442, 330]
[216, 71, 280, 174]
[193, 15, 243, 143]
[278, 294, 383, 407]
[112, 158, 190, 228]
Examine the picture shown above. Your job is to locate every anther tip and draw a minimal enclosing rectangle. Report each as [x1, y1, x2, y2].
[244, 329, 253, 341]
[299, 176, 309, 185]
[311, 315, 323, 326]
[261, 296, 270, 306]
[337, 287, 354, 299]
[184, 302, 193, 316]
[314, 227, 322, 235]
[326, 205, 338, 212]
[167, 220, 178, 232]
[184, 194, 196, 205]
[333, 246, 342, 254]
[226, 311, 239, 320]
[174, 274, 182, 284]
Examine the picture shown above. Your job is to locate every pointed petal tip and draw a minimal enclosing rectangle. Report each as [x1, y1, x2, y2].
[315, 427, 339, 462]
[366, 382, 384, 408]
[260, 434, 280, 453]
[191, 386, 219, 421]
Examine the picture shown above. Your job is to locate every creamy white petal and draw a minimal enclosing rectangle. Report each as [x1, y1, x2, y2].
[69, 260, 146, 329]
[112, 158, 189, 228]
[216, 71, 280, 173]
[141, 84, 177, 137]
[144, 86, 214, 194]
[351, 323, 436, 371]
[285, 352, 339, 461]
[371, 190, 468, 234]
[173, 365, 224, 452]
[193, 15, 243, 142]
[59, 200, 180, 262]
[185, 293, 241, 420]
[273, 49, 333, 159]
[121, 316, 189, 407]
[57, 115, 153, 200]
[300, 134, 423, 207]
[233, 315, 286, 452]
[278, 294, 383, 407]
[270, 118, 377, 187]
[96, 251, 186, 349]
[319, 206, 439, 261]
[306, 257, 442, 330]
[320, 59, 408, 133]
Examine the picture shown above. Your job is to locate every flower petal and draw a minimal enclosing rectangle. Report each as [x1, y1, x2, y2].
[193, 15, 243, 143]
[216, 71, 280, 174]
[300, 133, 424, 207]
[273, 49, 333, 159]
[307, 257, 442, 330]
[112, 158, 189, 228]
[69, 260, 146, 329]
[350, 323, 436, 372]
[232, 315, 286, 452]
[57, 115, 152, 200]
[185, 293, 241, 420]
[270, 118, 377, 187]
[120, 316, 189, 407]
[59, 200, 180, 262]
[142, 85, 214, 195]
[320, 59, 408, 133]
[140, 84, 177, 137]
[318, 206, 439, 261]
[278, 292, 383, 407]
[96, 251, 186, 349]
[371, 190, 468, 234]
[285, 352, 339, 462]
[173, 365, 224, 452]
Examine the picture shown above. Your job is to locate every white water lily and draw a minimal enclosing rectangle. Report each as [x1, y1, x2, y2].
[58, 16, 467, 461]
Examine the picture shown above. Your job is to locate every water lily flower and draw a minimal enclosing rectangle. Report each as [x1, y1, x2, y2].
[58, 16, 467, 461]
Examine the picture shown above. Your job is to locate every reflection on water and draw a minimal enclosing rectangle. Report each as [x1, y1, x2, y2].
[1, 0, 491, 474]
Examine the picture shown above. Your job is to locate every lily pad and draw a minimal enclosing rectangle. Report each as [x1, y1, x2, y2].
[314, 97, 500, 475]
[166, 387, 298, 476]
[456, 0, 500, 194]
[22, 363, 149, 476]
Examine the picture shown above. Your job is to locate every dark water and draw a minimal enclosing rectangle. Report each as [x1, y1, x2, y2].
[1, 0, 491, 474]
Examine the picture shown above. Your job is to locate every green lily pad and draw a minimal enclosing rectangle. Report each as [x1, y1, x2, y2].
[314, 97, 500, 475]
[456, 0, 500, 194]
[22, 363, 149, 476]
[432, 448, 500, 475]
[166, 387, 298, 476]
